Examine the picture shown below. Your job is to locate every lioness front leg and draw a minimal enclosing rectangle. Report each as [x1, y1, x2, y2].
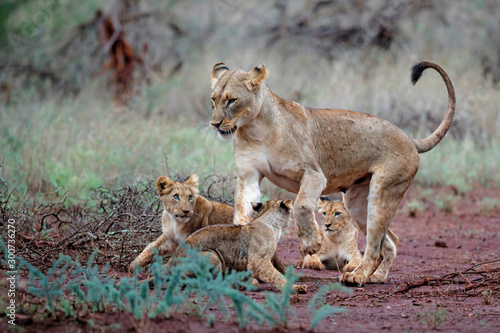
[294, 170, 326, 256]
[129, 234, 177, 274]
[234, 168, 262, 225]
[250, 259, 307, 294]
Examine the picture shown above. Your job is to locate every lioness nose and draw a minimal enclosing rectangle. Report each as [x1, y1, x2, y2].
[325, 224, 332, 228]
[211, 120, 223, 129]
[182, 210, 189, 214]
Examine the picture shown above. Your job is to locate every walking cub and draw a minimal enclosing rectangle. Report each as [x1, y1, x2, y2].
[163, 199, 308, 293]
[296, 199, 362, 272]
[129, 174, 285, 274]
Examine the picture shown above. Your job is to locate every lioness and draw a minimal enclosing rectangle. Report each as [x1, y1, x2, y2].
[296, 199, 362, 272]
[209, 61, 455, 286]
[129, 174, 285, 273]
[164, 199, 308, 293]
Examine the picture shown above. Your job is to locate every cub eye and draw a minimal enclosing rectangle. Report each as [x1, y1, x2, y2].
[334, 211, 341, 216]
[322, 212, 327, 217]
[188, 195, 194, 202]
[173, 194, 180, 201]
[226, 98, 237, 107]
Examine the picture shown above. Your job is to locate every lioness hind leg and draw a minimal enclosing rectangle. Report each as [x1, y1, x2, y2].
[368, 230, 399, 283]
[341, 172, 410, 286]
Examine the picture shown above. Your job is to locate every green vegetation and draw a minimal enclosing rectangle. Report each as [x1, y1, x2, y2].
[1, 239, 349, 329]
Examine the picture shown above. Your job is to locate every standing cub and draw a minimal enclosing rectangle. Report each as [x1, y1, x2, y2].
[164, 199, 307, 293]
[129, 174, 285, 274]
[296, 199, 362, 272]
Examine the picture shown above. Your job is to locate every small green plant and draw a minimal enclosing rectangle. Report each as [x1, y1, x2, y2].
[479, 197, 500, 213]
[405, 199, 425, 216]
[416, 305, 447, 329]
[434, 193, 458, 213]
[308, 283, 352, 329]
[482, 290, 492, 305]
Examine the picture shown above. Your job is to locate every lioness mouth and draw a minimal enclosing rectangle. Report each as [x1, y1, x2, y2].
[219, 126, 237, 136]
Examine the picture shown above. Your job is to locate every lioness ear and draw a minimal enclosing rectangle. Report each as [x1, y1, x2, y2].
[280, 199, 293, 212]
[252, 202, 263, 212]
[185, 173, 199, 188]
[211, 62, 230, 89]
[245, 64, 269, 91]
[156, 176, 174, 196]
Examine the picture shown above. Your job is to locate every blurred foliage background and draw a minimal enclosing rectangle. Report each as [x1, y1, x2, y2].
[0, 0, 499, 203]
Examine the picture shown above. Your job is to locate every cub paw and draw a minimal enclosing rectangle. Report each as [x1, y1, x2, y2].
[342, 260, 360, 273]
[302, 256, 324, 271]
[293, 284, 308, 294]
[295, 259, 304, 268]
[341, 271, 367, 287]
[129, 261, 140, 275]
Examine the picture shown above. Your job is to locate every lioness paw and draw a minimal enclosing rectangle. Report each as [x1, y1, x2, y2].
[368, 272, 388, 284]
[295, 259, 304, 268]
[341, 271, 367, 287]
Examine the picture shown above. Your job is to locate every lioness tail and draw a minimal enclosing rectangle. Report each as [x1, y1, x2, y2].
[411, 61, 456, 154]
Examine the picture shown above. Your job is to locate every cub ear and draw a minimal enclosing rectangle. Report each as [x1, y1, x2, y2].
[156, 176, 174, 196]
[185, 173, 199, 188]
[252, 202, 263, 212]
[280, 199, 293, 212]
[245, 64, 269, 91]
[211, 62, 230, 89]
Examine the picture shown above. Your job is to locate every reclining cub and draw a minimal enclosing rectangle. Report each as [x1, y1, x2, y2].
[296, 199, 362, 272]
[129, 174, 285, 273]
[161, 199, 308, 293]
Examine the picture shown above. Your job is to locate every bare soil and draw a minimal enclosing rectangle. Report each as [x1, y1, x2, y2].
[3, 185, 500, 332]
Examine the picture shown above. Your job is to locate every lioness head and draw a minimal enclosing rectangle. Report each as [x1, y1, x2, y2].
[156, 174, 199, 223]
[317, 199, 352, 235]
[251, 199, 293, 228]
[210, 62, 269, 140]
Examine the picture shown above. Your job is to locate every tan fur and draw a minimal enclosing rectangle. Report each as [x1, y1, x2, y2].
[129, 174, 286, 274]
[164, 199, 307, 293]
[296, 200, 362, 272]
[209, 61, 455, 286]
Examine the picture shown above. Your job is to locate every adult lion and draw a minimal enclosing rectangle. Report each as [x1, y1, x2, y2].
[209, 61, 455, 286]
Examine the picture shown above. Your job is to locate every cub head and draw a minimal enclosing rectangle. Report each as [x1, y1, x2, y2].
[317, 199, 352, 235]
[156, 174, 199, 223]
[251, 199, 293, 228]
[209, 62, 269, 141]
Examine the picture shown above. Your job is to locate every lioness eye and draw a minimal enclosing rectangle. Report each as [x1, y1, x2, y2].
[188, 195, 194, 202]
[173, 194, 180, 201]
[322, 212, 327, 216]
[227, 98, 237, 106]
[334, 211, 341, 216]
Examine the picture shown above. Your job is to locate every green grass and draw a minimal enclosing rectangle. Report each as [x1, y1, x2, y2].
[0, 98, 235, 202]
[416, 138, 500, 192]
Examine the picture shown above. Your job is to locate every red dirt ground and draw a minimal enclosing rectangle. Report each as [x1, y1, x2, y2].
[4, 185, 500, 332]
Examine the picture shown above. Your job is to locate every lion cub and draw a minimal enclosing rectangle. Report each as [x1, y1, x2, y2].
[130, 174, 285, 274]
[296, 199, 362, 272]
[129, 174, 234, 273]
[164, 199, 307, 293]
